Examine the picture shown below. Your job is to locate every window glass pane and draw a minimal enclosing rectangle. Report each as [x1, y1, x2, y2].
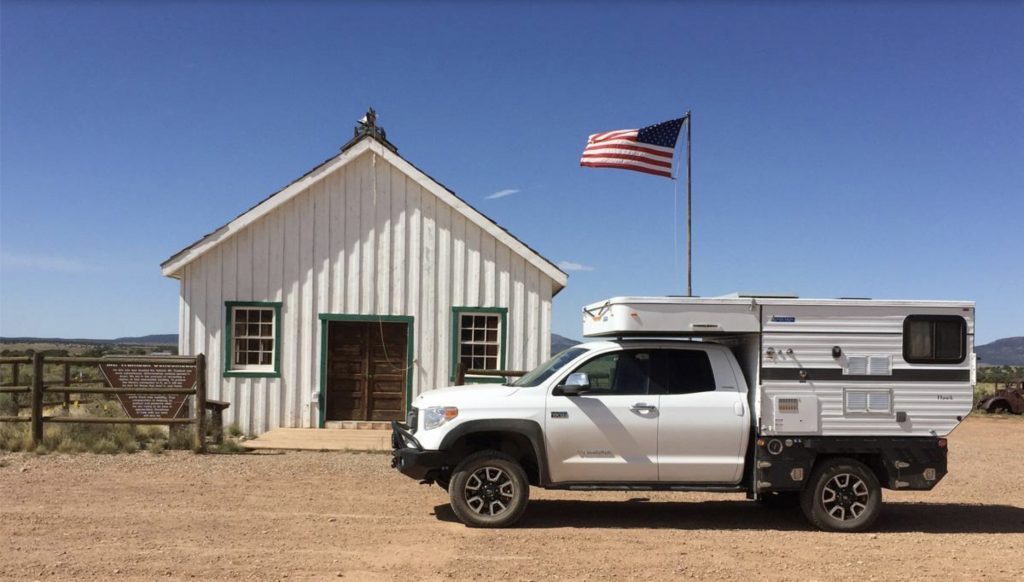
[474, 315, 485, 328]
[571, 351, 652, 395]
[907, 320, 933, 359]
[934, 320, 964, 359]
[462, 329, 472, 341]
[656, 350, 716, 394]
[474, 329, 485, 341]
[462, 314, 472, 327]
[247, 323, 259, 336]
[486, 316, 498, 329]
[260, 352, 272, 366]
[261, 323, 272, 337]
[486, 329, 497, 342]
[247, 351, 261, 365]
[236, 310, 248, 324]
[235, 323, 245, 337]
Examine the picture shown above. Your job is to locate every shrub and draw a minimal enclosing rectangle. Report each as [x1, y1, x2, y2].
[212, 439, 247, 454]
[148, 439, 166, 454]
[227, 423, 244, 438]
[166, 427, 195, 450]
[0, 393, 19, 416]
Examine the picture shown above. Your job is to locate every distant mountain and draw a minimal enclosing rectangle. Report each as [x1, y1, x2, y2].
[976, 337, 1024, 366]
[551, 333, 581, 354]
[0, 334, 178, 346]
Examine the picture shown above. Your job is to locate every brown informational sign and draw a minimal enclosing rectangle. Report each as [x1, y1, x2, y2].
[99, 362, 197, 419]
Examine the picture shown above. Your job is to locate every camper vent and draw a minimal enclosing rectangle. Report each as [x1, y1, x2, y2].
[777, 398, 800, 413]
[845, 389, 893, 414]
[845, 356, 868, 375]
[844, 355, 893, 376]
[868, 356, 892, 375]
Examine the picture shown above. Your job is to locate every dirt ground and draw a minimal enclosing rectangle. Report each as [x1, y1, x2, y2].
[2, 416, 1023, 581]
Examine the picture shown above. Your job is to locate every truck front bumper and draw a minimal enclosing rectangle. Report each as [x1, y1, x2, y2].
[390, 421, 448, 481]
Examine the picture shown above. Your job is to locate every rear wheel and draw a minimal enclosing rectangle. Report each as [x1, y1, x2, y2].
[801, 458, 882, 532]
[449, 451, 529, 528]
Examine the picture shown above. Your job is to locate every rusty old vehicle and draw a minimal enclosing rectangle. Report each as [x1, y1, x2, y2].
[977, 379, 1024, 414]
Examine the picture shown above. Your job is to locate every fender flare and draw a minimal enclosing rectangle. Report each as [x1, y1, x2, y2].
[439, 419, 550, 486]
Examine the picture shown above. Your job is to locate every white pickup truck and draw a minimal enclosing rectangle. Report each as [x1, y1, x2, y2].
[392, 296, 973, 532]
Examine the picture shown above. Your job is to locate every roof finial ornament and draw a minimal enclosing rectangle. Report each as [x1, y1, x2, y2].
[343, 106, 397, 153]
[358, 107, 378, 132]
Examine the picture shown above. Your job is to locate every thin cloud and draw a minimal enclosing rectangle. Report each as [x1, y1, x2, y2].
[484, 188, 520, 200]
[557, 261, 595, 272]
[0, 251, 91, 273]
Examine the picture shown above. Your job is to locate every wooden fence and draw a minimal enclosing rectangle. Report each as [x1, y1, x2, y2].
[0, 353, 208, 453]
[453, 362, 528, 385]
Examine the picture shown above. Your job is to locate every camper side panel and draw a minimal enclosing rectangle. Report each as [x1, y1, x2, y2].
[759, 304, 974, 438]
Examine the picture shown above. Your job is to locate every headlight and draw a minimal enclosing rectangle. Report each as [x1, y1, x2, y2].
[423, 406, 458, 430]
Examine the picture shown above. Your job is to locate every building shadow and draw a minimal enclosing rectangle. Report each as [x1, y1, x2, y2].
[432, 499, 1024, 534]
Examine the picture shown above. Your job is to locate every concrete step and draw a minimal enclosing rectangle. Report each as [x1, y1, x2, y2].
[242, 428, 390, 452]
[323, 421, 391, 430]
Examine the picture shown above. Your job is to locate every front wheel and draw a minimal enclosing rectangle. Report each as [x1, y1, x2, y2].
[449, 451, 529, 528]
[801, 458, 882, 532]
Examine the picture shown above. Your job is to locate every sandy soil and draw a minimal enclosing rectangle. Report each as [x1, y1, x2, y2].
[2, 416, 1023, 581]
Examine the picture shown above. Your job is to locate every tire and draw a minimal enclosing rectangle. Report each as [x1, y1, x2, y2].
[800, 458, 882, 532]
[449, 450, 530, 528]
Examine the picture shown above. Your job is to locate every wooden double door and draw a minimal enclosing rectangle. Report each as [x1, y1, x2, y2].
[325, 320, 409, 422]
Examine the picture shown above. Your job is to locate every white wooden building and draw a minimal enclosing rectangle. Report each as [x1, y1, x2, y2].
[161, 111, 568, 434]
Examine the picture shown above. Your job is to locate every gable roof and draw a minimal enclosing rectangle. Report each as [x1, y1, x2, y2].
[161, 135, 568, 293]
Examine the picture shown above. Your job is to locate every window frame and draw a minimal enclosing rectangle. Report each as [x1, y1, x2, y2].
[902, 315, 967, 365]
[450, 307, 508, 384]
[224, 301, 282, 378]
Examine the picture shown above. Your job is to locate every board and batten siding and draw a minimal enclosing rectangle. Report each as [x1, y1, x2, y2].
[178, 150, 554, 434]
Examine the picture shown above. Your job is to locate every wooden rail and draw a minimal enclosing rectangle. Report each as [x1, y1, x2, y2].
[454, 362, 528, 385]
[0, 353, 208, 452]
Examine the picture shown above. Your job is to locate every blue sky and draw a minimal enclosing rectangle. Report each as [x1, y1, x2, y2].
[1, 1, 1021, 344]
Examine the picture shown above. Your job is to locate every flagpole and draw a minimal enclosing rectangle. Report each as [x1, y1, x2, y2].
[685, 111, 692, 297]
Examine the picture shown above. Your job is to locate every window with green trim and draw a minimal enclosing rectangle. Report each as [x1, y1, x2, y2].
[225, 302, 282, 377]
[451, 307, 507, 380]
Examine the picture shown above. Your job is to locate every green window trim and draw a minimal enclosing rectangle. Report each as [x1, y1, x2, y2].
[450, 306, 508, 384]
[224, 301, 283, 378]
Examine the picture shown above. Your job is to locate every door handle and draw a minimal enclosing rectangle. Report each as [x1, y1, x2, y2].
[630, 403, 657, 411]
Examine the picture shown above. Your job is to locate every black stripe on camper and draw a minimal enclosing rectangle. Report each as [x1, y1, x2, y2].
[760, 368, 970, 382]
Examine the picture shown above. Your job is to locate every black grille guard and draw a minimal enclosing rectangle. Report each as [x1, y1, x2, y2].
[390, 421, 423, 451]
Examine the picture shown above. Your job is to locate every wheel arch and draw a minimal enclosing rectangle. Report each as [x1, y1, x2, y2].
[440, 420, 549, 486]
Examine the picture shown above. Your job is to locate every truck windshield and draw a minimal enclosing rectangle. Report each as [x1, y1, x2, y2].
[511, 347, 588, 387]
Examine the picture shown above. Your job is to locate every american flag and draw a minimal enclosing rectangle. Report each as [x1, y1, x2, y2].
[580, 116, 687, 178]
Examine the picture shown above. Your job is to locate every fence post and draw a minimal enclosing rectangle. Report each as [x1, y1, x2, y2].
[63, 363, 71, 412]
[194, 353, 207, 453]
[30, 353, 44, 447]
[11, 362, 19, 387]
[455, 361, 466, 386]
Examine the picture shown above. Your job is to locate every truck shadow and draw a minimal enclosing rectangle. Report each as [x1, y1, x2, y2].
[432, 499, 1024, 533]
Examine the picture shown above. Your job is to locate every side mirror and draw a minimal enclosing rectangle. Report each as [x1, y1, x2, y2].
[557, 372, 591, 396]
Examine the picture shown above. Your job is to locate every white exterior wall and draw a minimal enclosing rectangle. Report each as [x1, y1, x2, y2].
[177, 149, 556, 434]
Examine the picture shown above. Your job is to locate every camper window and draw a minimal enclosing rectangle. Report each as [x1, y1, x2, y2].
[903, 315, 966, 364]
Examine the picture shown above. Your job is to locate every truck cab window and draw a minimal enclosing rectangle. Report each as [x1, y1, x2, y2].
[571, 350, 652, 395]
[654, 349, 716, 394]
